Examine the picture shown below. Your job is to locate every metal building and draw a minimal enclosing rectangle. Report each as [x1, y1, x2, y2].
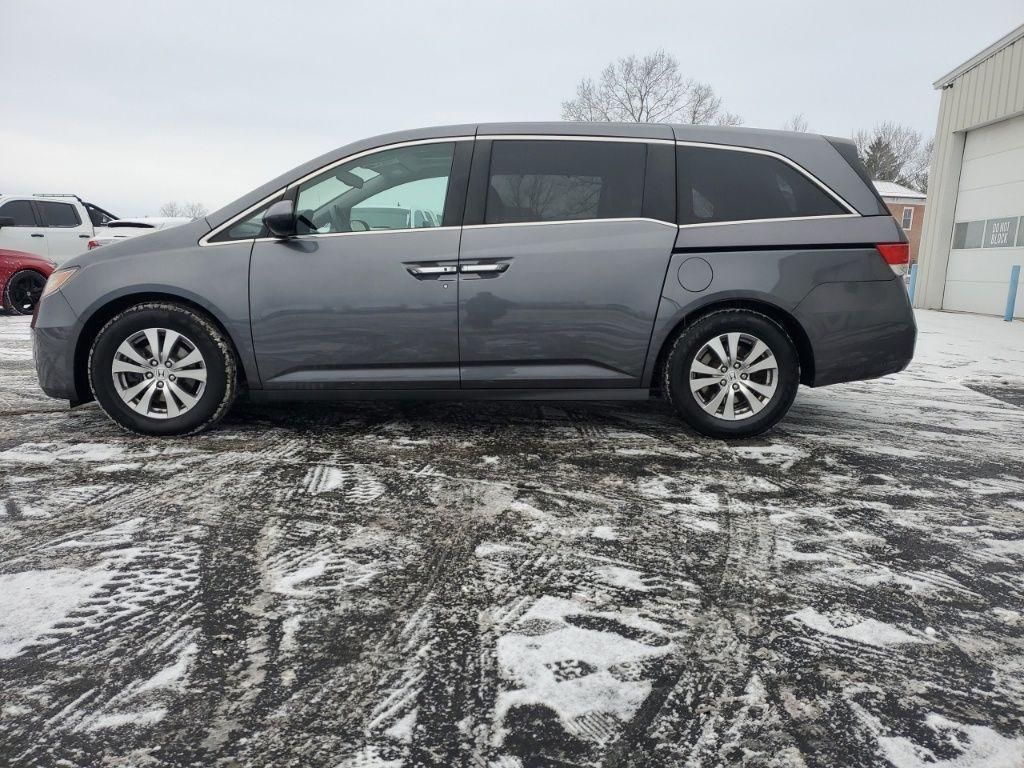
[915, 23, 1024, 318]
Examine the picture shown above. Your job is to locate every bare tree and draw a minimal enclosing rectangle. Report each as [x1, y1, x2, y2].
[853, 122, 932, 191]
[182, 202, 208, 219]
[561, 50, 741, 126]
[159, 201, 208, 219]
[159, 201, 185, 217]
[783, 114, 809, 132]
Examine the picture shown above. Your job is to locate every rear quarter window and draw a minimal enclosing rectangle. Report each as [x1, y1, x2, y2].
[676, 145, 847, 225]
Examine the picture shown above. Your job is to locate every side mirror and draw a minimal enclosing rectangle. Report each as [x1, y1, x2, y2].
[263, 200, 297, 238]
[0, 216, 15, 229]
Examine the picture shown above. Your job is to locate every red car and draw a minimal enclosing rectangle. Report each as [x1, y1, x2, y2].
[1, 248, 55, 315]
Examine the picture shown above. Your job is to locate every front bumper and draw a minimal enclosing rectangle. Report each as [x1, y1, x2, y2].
[32, 291, 82, 402]
[795, 276, 916, 387]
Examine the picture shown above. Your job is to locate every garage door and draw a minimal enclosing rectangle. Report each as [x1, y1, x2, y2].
[944, 113, 1024, 317]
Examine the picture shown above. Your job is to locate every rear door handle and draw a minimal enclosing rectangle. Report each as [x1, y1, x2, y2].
[31, 233, 45, 238]
[460, 263, 509, 274]
[79, 234, 90, 238]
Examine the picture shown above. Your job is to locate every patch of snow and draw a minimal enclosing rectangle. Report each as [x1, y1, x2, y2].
[0, 568, 113, 659]
[788, 607, 927, 647]
[85, 708, 167, 731]
[475, 542, 518, 558]
[384, 708, 416, 743]
[591, 526, 618, 540]
[495, 596, 671, 745]
[136, 642, 197, 694]
[595, 565, 651, 592]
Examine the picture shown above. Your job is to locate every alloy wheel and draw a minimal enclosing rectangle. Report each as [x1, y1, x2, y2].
[111, 328, 208, 419]
[688, 332, 779, 421]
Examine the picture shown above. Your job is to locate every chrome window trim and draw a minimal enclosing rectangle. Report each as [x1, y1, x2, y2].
[676, 213, 860, 230]
[674, 139, 860, 217]
[463, 217, 677, 230]
[482, 134, 675, 145]
[199, 136, 473, 247]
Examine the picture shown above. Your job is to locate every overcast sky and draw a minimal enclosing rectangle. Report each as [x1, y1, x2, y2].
[2, 0, 1020, 217]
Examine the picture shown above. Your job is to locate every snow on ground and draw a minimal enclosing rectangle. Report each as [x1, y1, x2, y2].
[1, 309, 1023, 767]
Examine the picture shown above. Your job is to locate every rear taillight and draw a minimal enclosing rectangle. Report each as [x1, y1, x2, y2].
[876, 243, 909, 276]
[87, 240, 101, 250]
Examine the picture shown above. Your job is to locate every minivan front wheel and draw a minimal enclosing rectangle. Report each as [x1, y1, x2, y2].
[663, 309, 799, 439]
[88, 302, 237, 436]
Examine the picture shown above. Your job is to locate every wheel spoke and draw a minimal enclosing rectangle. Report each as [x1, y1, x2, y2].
[167, 380, 198, 409]
[726, 333, 741, 366]
[159, 330, 181, 365]
[703, 385, 728, 415]
[690, 360, 721, 377]
[707, 336, 730, 367]
[745, 355, 778, 375]
[112, 359, 151, 376]
[723, 389, 736, 419]
[690, 376, 720, 393]
[118, 378, 152, 403]
[171, 349, 203, 371]
[738, 383, 766, 414]
[136, 381, 159, 414]
[173, 368, 207, 382]
[163, 387, 181, 418]
[116, 340, 150, 368]
[743, 340, 768, 366]
[743, 379, 776, 398]
[143, 329, 161, 361]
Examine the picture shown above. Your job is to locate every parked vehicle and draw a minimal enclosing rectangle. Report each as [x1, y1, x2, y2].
[88, 217, 190, 249]
[0, 194, 118, 264]
[32, 123, 915, 438]
[1, 248, 55, 315]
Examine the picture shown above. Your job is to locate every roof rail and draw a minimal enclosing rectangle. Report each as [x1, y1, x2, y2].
[33, 193, 84, 201]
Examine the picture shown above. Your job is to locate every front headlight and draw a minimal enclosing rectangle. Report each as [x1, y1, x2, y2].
[41, 267, 79, 299]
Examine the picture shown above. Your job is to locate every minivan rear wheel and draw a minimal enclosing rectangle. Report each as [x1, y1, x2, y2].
[88, 302, 237, 436]
[663, 309, 799, 439]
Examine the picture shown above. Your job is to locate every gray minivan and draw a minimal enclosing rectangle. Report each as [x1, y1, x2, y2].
[32, 122, 915, 438]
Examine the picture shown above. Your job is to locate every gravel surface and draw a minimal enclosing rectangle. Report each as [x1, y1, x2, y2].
[1, 310, 1023, 768]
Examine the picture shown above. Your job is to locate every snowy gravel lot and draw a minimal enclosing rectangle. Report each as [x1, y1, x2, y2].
[1, 309, 1023, 768]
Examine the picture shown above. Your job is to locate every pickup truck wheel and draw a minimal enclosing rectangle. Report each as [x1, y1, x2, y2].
[3, 270, 47, 315]
[88, 302, 237, 436]
[663, 309, 799, 439]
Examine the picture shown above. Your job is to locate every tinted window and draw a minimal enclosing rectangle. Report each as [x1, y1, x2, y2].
[677, 146, 846, 225]
[37, 201, 82, 227]
[296, 142, 455, 235]
[485, 140, 645, 224]
[0, 199, 37, 226]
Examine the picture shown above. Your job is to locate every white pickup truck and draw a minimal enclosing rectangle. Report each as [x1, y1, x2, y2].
[0, 194, 118, 264]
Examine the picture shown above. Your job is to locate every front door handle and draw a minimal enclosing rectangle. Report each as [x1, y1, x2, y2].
[407, 265, 457, 276]
[460, 263, 509, 274]
[31, 233, 45, 238]
[79, 234, 90, 238]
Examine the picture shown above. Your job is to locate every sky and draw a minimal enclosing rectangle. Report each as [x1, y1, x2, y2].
[1, 0, 1020, 217]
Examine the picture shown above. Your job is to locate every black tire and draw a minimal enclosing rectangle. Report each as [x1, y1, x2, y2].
[662, 309, 799, 439]
[3, 269, 47, 315]
[88, 302, 237, 436]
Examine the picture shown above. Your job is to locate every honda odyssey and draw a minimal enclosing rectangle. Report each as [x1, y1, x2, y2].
[32, 122, 915, 438]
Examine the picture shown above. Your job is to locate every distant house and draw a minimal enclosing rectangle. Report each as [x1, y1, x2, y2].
[873, 180, 927, 265]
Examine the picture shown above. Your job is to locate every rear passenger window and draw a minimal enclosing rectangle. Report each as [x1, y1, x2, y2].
[36, 201, 82, 227]
[0, 200, 38, 226]
[486, 140, 645, 224]
[677, 146, 847, 225]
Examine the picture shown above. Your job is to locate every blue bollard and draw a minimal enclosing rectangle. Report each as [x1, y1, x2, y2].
[1007, 265, 1021, 322]
[908, 263, 918, 303]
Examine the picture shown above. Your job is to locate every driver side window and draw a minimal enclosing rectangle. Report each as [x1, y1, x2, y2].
[294, 142, 455, 235]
